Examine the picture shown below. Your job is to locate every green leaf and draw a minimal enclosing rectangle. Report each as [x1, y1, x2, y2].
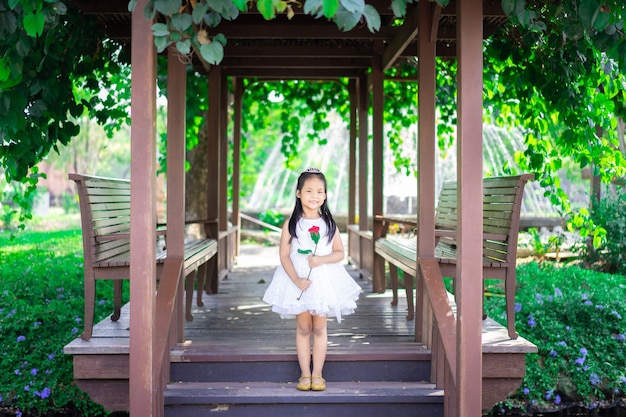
[171, 13, 193, 31]
[390, 0, 406, 18]
[199, 41, 224, 64]
[362, 4, 380, 32]
[203, 11, 222, 27]
[221, 1, 240, 20]
[339, 0, 363, 14]
[8, 0, 19, 10]
[256, 0, 275, 19]
[128, 0, 138, 12]
[192, 1, 211, 24]
[232, 0, 248, 12]
[213, 33, 227, 46]
[151, 22, 170, 36]
[176, 39, 191, 55]
[322, 0, 339, 19]
[154, 0, 182, 16]
[333, 7, 360, 31]
[23, 12, 45, 38]
[304, 0, 323, 17]
[154, 35, 171, 53]
[0, 57, 10, 82]
[297, 248, 312, 254]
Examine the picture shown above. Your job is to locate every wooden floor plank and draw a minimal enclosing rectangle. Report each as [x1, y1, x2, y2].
[64, 244, 536, 358]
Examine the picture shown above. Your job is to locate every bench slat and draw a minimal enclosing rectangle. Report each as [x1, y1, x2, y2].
[374, 174, 533, 339]
[70, 173, 220, 340]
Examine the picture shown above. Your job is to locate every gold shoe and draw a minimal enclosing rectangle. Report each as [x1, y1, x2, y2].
[311, 376, 326, 391]
[297, 375, 311, 391]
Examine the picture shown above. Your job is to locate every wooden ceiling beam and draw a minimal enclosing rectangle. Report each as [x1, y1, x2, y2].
[221, 57, 371, 69]
[381, 4, 419, 71]
[224, 44, 374, 58]
[207, 23, 399, 40]
[223, 68, 361, 78]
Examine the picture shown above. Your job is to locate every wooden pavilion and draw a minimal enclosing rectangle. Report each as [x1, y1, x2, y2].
[65, 1, 538, 416]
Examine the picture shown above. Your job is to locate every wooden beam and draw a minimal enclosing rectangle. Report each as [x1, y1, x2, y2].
[371, 40, 385, 293]
[223, 68, 361, 78]
[223, 43, 374, 58]
[430, 4, 443, 43]
[221, 57, 371, 69]
[382, 4, 419, 72]
[207, 23, 399, 40]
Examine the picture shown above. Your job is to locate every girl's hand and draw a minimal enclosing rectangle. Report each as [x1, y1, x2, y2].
[295, 278, 311, 292]
[308, 255, 322, 268]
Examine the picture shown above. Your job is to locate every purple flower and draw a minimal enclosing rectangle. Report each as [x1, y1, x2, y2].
[48, 353, 55, 360]
[590, 373, 600, 385]
[566, 325, 572, 331]
[33, 321, 41, 328]
[17, 335, 26, 342]
[611, 310, 622, 319]
[615, 334, 626, 342]
[514, 302, 522, 313]
[545, 390, 553, 400]
[535, 293, 544, 304]
[40, 387, 51, 399]
[546, 295, 553, 302]
[74, 316, 81, 323]
[582, 293, 589, 300]
[580, 347, 588, 356]
[24, 385, 30, 392]
[558, 341, 567, 347]
[71, 327, 78, 335]
[14, 369, 21, 375]
[549, 349, 558, 357]
[575, 356, 586, 365]
[523, 387, 530, 395]
[527, 315, 537, 328]
[620, 377, 626, 384]
[584, 300, 593, 306]
[16, 411, 22, 417]
[554, 287, 563, 297]
[596, 304, 604, 310]
[31, 368, 37, 376]
[555, 394, 562, 404]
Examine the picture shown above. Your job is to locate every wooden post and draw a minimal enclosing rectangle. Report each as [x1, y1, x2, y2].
[456, 0, 484, 415]
[166, 48, 187, 343]
[206, 66, 221, 293]
[219, 73, 228, 232]
[232, 78, 243, 257]
[348, 78, 357, 226]
[129, 0, 158, 414]
[358, 72, 369, 232]
[372, 40, 385, 293]
[416, 0, 438, 343]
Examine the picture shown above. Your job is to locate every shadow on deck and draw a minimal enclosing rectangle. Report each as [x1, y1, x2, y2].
[63, 244, 536, 414]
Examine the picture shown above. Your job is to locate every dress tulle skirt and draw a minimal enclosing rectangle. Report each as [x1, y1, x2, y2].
[262, 256, 361, 323]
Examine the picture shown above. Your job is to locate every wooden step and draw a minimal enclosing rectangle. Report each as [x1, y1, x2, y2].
[170, 342, 431, 382]
[164, 381, 444, 417]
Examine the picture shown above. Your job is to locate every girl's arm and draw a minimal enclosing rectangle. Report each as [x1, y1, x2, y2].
[308, 227, 345, 268]
[279, 220, 311, 292]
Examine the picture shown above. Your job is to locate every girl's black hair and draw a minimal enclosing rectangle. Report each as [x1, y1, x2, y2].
[288, 169, 336, 244]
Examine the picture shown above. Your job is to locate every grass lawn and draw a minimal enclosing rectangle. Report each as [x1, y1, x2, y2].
[1, 212, 625, 415]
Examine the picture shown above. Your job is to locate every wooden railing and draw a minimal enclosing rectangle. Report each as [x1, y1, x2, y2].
[154, 257, 184, 412]
[419, 257, 457, 417]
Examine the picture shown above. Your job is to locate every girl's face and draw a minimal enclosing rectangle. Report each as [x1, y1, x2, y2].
[296, 176, 326, 213]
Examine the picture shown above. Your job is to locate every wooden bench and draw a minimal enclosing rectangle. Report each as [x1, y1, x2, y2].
[375, 174, 533, 340]
[70, 173, 218, 341]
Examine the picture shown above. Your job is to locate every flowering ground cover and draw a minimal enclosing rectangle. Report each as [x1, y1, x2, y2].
[483, 261, 626, 415]
[0, 228, 126, 416]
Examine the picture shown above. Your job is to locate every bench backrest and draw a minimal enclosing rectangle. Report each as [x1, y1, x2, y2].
[435, 174, 533, 263]
[70, 173, 132, 265]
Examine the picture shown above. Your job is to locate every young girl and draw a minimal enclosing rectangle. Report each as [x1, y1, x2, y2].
[262, 168, 361, 392]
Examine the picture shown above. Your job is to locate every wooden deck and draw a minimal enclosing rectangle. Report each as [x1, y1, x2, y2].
[64, 243, 537, 413]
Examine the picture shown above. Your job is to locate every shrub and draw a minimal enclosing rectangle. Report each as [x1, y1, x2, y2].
[580, 188, 626, 275]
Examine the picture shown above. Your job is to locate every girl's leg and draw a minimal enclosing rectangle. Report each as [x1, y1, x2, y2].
[295, 311, 313, 377]
[311, 315, 328, 385]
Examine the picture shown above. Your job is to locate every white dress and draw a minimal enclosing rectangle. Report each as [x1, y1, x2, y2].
[262, 217, 361, 323]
